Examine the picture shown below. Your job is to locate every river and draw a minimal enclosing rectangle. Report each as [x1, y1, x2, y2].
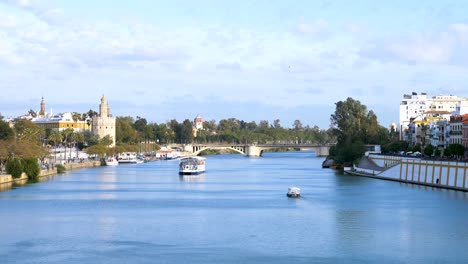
[1, 151, 468, 263]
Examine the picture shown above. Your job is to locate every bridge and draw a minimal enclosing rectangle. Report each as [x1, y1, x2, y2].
[189, 144, 332, 157]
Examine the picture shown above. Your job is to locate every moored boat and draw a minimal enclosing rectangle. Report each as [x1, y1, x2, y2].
[179, 156, 206, 175]
[105, 157, 119, 166]
[287, 187, 301, 198]
[118, 152, 138, 164]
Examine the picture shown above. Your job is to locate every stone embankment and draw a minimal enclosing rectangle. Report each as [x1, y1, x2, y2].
[346, 154, 468, 192]
[0, 161, 102, 189]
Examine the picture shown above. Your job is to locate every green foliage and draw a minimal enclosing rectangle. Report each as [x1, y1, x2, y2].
[22, 158, 40, 182]
[48, 130, 63, 147]
[100, 135, 114, 147]
[412, 143, 422, 153]
[83, 131, 99, 147]
[333, 141, 366, 166]
[447, 144, 465, 157]
[382, 140, 408, 153]
[0, 120, 14, 140]
[114, 115, 333, 146]
[116, 116, 138, 144]
[443, 147, 452, 157]
[14, 119, 44, 143]
[85, 144, 107, 156]
[6, 158, 23, 179]
[424, 144, 435, 156]
[199, 149, 221, 156]
[434, 148, 441, 157]
[55, 164, 66, 173]
[329, 97, 389, 165]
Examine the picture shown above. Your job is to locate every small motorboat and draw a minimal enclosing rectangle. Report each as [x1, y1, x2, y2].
[287, 187, 301, 198]
[105, 157, 118, 166]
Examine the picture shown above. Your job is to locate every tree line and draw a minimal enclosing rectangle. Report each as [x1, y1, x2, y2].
[117, 116, 334, 146]
[0, 112, 334, 177]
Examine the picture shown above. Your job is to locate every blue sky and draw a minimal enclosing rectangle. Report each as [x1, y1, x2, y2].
[1, 0, 468, 128]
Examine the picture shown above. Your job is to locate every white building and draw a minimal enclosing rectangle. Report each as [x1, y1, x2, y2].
[92, 95, 116, 147]
[399, 92, 468, 140]
[399, 92, 429, 137]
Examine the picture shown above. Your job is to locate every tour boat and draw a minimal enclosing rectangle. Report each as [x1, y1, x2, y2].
[179, 156, 206, 175]
[105, 157, 119, 166]
[287, 187, 301, 198]
[118, 152, 138, 164]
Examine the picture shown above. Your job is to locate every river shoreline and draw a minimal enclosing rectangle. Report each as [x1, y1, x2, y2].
[0, 160, 102, 190]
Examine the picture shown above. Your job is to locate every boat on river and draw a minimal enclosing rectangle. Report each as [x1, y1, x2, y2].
[287, 187, 301, 198]
[179, 156, 206, 175]
[118, 152, 138, 164]
[105, 157, 118, 166]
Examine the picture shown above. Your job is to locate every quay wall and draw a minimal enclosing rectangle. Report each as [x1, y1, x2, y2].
[0, 161, 102, 187]
[357, 154, 468, 191]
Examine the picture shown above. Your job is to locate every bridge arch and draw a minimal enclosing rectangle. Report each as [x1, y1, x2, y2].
[192, 146, 246, 156]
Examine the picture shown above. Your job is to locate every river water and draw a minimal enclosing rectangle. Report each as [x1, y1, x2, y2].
[1, 151, 468, 263]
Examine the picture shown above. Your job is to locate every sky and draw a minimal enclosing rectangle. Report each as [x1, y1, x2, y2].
[1, 0, 468, 129]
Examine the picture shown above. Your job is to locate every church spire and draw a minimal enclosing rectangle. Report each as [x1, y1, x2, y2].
[39, 96, 46, 116]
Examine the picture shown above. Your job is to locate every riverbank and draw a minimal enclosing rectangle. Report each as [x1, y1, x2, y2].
[346, 154, 468, 192]
[0, 160, 102, 190]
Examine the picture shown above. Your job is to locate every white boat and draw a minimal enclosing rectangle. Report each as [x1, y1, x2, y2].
[105, 157, 119, 166]
[287, 187, 301, 198]
[165, 150, 180, 160]
[118, 152, 138, 164]
[179, 156, 206, 175]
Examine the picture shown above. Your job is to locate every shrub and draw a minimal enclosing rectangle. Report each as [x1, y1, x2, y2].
[55, 164, 66, 173]
[22, 158, 40, 182]
[6, 158, 23, 179]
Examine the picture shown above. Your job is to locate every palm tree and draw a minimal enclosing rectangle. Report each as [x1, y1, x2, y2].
[69, 132, 85, 159]
[61, 128, 74, 162]
[48, 130, 63, 163]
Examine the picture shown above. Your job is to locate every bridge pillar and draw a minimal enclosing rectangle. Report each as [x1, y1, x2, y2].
[245, 146, 263, 157]
[316, 146, 329, 157]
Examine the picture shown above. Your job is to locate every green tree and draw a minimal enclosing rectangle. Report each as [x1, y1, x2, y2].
[293, 120, 303, 130]
[22, 158, 40, 182]
[0, 120, 14, 140]
[443, 147, 452, 157]
[83, 130, 99, 147]
[48, 130, 63, 162]
[330, 97, 387, 166]
[273, 119, 281, 129]
[85, 144, 107, 157]
[14, 119, 43, 143]
[423, 144, 435, 156]
[116, 116, 138, 144]
[6, 158, 23, 178]
[180, 119, 194, 143]
[100, 135, 114, 148]
[434, 148, 441, 157]
[86, 109, 98, 118]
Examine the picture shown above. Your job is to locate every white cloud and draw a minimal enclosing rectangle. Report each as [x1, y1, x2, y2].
[359, 23, 468, 66]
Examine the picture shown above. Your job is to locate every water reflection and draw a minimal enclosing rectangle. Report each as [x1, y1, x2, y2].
[0, 182, 13, 192]
[179, 174, 206, 182]
[97, 170, 117, 200]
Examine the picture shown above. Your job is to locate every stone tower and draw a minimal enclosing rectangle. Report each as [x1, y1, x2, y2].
[92, 95, 116, 147]
[39, 97, 46, 116]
